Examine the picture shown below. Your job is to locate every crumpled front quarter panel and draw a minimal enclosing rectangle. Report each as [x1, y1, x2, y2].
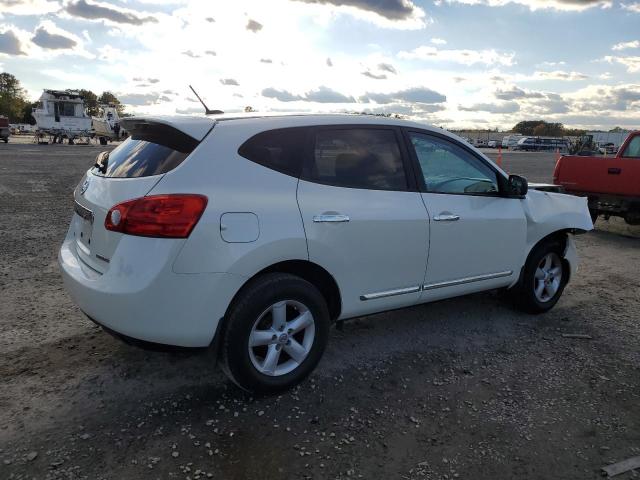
[521, 190, 593, 250]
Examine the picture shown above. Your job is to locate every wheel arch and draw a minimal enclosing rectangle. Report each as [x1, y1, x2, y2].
[520, 229, 574, 285]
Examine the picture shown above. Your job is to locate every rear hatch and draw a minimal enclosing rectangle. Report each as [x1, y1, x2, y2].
[72, 117, 214, 273]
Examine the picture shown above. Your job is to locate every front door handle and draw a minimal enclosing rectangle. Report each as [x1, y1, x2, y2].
[608, 167, 621, 175]
[313, 214, 350, 223]
[433, 213, 460, 222]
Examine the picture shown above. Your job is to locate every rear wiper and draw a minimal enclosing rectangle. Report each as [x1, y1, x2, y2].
[94, 151, 109, 174]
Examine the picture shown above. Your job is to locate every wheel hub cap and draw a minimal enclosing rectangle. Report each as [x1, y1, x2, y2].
[248, 300, 316, 377]
[534, 252, 563, 303]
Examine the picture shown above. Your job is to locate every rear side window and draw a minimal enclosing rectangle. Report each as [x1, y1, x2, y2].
[306, 128, 407, 191]
[238, 127, 309, 177]
[92, 137, 189, 178]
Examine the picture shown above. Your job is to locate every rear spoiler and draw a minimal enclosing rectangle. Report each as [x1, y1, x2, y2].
[120, 117, 215, 153]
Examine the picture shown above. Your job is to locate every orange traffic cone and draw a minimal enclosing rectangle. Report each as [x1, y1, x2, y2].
[496, 146, 503, 167]
[555, 148, 561, 162]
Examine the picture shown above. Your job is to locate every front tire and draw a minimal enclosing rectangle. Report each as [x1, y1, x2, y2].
[220, 273, 330, 394]
[512, 239, 568, 314]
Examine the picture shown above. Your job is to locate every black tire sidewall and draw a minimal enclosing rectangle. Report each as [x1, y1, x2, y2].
[222, 274, 330, 394]
[520, 241, 567, 313]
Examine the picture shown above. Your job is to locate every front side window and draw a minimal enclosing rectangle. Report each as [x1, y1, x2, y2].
[409, 132, 499, 195]
[622, 136, 640, 158]
[307, 128, 407, 191]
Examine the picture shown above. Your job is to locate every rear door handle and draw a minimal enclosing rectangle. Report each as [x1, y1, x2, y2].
[313, 214, 350, 223]
[433, 214, 460, 222]
[608, 167, 621, 175]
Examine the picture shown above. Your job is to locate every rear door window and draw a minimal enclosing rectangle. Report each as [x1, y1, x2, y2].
[305, 128, 408, 191]
[92, 137, 190, 178]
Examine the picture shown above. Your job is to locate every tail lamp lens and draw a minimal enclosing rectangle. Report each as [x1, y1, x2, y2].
[105, 194, 208, 238]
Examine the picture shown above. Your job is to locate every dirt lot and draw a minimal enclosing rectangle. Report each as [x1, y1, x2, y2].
[1, 142, 639, 480]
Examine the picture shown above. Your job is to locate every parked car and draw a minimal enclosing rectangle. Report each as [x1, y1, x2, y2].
[502, 134, 523, 150]
[597, 142, 617, 155]
[59, 114, 593, 393]
[0, 116, 10, 143]
[514, 136, 569, 152]
[487, 140, 499, 148]
[554, 130, 640, 224]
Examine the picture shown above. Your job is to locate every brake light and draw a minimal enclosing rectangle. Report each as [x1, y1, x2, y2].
[105, 194, 208, 238]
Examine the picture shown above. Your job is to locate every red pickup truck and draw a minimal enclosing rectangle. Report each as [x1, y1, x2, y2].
[554, 131, 640, 225]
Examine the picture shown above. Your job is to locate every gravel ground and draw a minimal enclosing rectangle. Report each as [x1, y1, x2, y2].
[1, 141, 639, 479]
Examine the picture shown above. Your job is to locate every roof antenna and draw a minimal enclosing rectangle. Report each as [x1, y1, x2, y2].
[189, 85, 224, 115]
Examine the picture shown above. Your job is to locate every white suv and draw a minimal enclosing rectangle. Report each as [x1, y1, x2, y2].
[59, 114, 592, 393]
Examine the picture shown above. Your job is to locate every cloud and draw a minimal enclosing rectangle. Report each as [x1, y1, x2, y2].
[290, 0, 427, 28]
[261, 87, 303, 102]
[261, 86, 356, 103]
[291, 0, 421, 20]
[0, 0, 59, 15]
[362, 71, 387, 79]
[569, 84, 640, 112]
[360, 87, 446, 104]
[398, 45, 515, 66]
[65, 0, 157, 25]
[459, 101, 520, 114]
[437, 0, 612, 11]
[326, 57, 333, 66]
[32, 25, 77, 50]
[604, 55, 640, 72]
[246, 19, 263, 32]
[621, 2, 640, 13]
[220, 78, 239, 86]
[494, 86, 526, 100]
[377, 62, 397, 74]
[534, 70, 589, 80]
[260, 58, 272, 63]
[182, 50, 200, 58]
[612, 40, 640, 51]
[0, 29, 25, 55]
[204, 50, 216, 56]
[148, 78, 159, 83]
[305, 86, 355, 103]
[431, 37, 447, 45]
[118, 92, 162, 106]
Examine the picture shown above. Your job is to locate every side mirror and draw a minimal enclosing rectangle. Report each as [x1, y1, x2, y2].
[508, 174, 528, 197]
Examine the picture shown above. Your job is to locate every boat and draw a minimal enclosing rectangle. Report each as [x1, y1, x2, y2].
[92, 104, 125, 145]
[32, 89, 92, 143]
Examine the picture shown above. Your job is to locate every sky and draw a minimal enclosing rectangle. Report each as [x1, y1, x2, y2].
[0, 0, 639, 130]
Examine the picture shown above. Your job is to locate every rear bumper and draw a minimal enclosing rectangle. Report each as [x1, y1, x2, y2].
[59, 231, 246, 347]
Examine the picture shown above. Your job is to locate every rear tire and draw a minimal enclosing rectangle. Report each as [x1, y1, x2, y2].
[511, 239, 568, 314]
[220, 273, 330, 394]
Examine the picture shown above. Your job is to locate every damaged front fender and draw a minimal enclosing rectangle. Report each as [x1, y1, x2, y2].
[521, 188, 593, 253]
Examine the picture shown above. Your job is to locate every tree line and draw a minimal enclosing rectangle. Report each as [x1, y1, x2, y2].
[0, 72, 125, 124]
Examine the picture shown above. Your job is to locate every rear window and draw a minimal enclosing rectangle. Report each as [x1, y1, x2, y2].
[92, 138, 190, 178]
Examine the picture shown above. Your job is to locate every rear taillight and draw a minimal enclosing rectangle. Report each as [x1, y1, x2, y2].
[105, 194, 208, 238]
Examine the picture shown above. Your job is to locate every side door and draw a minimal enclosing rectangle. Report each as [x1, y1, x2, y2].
[608, 134, 640, 197]
[297, 126, 430, 319]
[404, 130, 527, 302]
